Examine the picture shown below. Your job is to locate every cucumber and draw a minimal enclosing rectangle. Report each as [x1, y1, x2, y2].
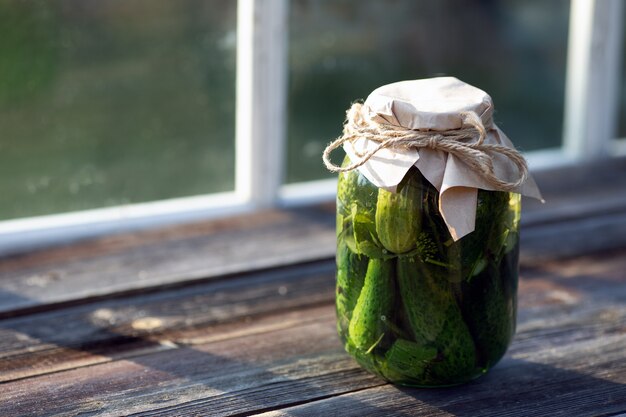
[336, 239, 368, 330]
[460, 262, 516, 368]
[336, 158, 357, 219]
[397, 255, 476, 382]
[383, 339, 437, 381]
[348, 258, 395, 352]
[337, 156, 381, 257]
[344, 339, 383, 377]
[489, 192, 521, 264]
[351, 209, 386, 259]
[340, 203, 391, 259]
[375, 171, 422, 254]
[428, 303, 477, 382]
[420, 185, 512, 283]
[337, 156, 378, 218]
[456, 190, 511, 279]
[396, 255, 451, 343]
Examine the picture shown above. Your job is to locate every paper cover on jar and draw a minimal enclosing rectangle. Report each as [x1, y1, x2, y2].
[341, 77, 543, 241]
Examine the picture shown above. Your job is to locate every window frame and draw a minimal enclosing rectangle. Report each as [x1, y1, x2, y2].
[0, 0, 623, 255]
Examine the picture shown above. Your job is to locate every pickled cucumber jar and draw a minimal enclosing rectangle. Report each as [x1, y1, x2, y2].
[326, 77, 541, 387]
[335, 157, 521, 387]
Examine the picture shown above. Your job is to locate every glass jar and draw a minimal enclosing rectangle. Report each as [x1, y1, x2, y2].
[336, 156, 521, 387]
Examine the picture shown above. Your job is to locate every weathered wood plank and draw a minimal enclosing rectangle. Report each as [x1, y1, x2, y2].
[0, 305, 336, 384]
[254, 353, 626, 417]
[251, 248, 626, 417]
[1, 249, 626, 416]
[0, 261, 336, 381]
[0, 313, 384, 417]
[0, 206, 336, 317]
[0, 292, 626, 415]
[520, 210, 626, 262]
[3, 290, 626, 417]
[2, 247, 625, 384]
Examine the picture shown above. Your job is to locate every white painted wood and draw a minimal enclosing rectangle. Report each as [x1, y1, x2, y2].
[563, 0, 624, 159]
[0, 192, 251, 256]
[279, 178, 337, 207]
[525, 148, 576, 172]
[235, 0, 289, 207]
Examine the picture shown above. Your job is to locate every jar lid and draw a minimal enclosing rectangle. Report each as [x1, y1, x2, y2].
[365, 77, 493, 131]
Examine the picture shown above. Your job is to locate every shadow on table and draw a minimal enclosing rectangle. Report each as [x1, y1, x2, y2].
[0, 284, 384, 416]
[276, 357, 626, 417]
[396, 357, 626, 417]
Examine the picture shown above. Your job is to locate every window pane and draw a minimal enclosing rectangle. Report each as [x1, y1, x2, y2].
[287, 0, 569, 183]
[0, 0, 236, 220]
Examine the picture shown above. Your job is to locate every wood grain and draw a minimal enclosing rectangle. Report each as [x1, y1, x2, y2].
[0, 206, 336, 317]
[0, 310, 384, 417]
[1, 249, 626, 416]
[0, 261, 336, 382]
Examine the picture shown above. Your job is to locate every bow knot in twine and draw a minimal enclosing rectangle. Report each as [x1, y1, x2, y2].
[323, 103, 528, 192]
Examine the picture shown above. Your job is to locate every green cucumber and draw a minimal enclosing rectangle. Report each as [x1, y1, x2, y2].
[460, 261, 516, 368]
[459, 190, 511, 279]
[336, 158, 357, 219]
[337, 156, 381, 257]
[375, 172, 422, 254]
[397, 255, 476, 382]
[344, 338, 382, 376]
[396, 255, 451, 343]
[336, 239, 368, 330]
[489, 192, 521, 264]
[428, 303, 477, 382]
[430, 189, 511, 282]
[383, 339, 437, 381]
[348, 258, 395, 351]
[337, 156, 378, 218]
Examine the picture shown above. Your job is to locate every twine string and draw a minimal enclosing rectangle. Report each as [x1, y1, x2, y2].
[322, 103, 528, 191]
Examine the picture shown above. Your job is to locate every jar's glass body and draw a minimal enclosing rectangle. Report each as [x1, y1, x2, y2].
[336, 158, 521, 387]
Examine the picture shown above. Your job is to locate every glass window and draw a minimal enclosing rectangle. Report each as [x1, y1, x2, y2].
[286, 0, 570, 183]
[0, 0, 236, 220]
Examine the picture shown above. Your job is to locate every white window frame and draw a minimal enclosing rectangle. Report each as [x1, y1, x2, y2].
[0, 0, 623, 255]
[563, 0, 623, 159]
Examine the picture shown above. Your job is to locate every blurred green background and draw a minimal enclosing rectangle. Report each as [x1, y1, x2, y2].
[0, 0, 237, 219]
[287, 0, 570, 182]
[0, 0, 570, 220]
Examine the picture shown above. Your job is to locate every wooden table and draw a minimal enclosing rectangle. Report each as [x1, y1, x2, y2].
[2, 160, 626, 416]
